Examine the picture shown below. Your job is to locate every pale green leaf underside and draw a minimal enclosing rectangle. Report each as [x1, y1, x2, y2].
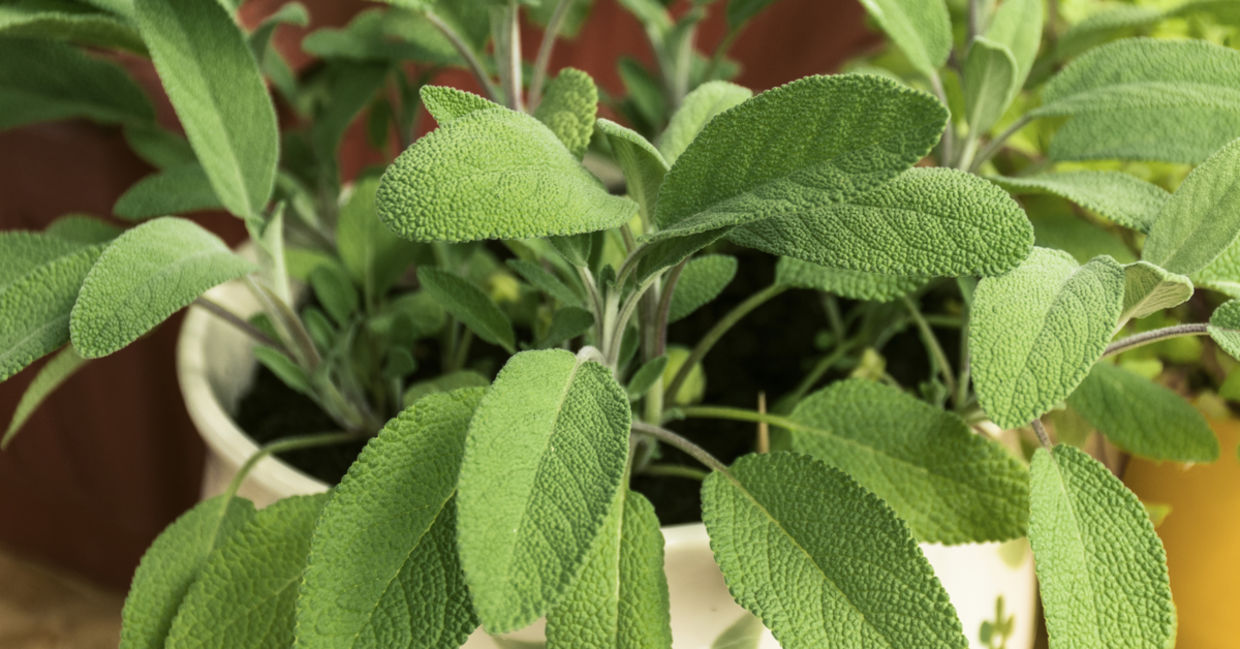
[0, 242, 101, 381]
[785, 379, 1029, 544]
[1120, 261, 1193, 323]
[457, 349, 631, 633]
[1067, 362, 1217, 463]
[1037, 38, 1240, 163]
[119, 496, 256, 649]
[774, 256, 923, 302]
[167, 494, 328, 649]
[113, 163, 222, 221]
[597, 118, 668, 222]
[702, 452, 967, 649]
[656, 81, 752, 165]
[857, 0, 952, 79]
[378, 106, 636, 243]
[545, 490, 671, 649]
[297, 389, 483, 649]
[668, 254, 737, 323]
[1028, 445, 1175, 649]
[2, 345, 86, 448]
[971, 248, 1125, 430]
[534, 67, 597, 159]
[420, 85, 499, 124]
[70, 217, 256, 358]
[417, 267, 515, 353]
[1208, 299, 1240, 361]
[963, 38, 1018, 136]
[1142, 137, 1240, 275]
[992, 170, 1169, 234]
[135, 0, 278, 219]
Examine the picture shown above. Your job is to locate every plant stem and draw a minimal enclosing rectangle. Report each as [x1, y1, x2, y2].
[969, 114, 1033, 172]
[664, 284, 787, 401]
[609, 275, 660, 367]
[704, 26, 740, 81]
[901, 295, 957, 398]
[929, 72, 956, 165]
[501, 0, 525, 112]
[1031, 419, 1053, 449]
[424, 11, 501, 102]
[528, 0, 572, 109]
[223, 431, 360, 501]
[1103, 323, 1210, 358]
[787, 343, 854, 405]
[640, 463, 709, 481]
[631, 421, 729, 475]
[679, 404, 798, 430]
[192, 296, 280, 351]
[653, 260, 686, 359]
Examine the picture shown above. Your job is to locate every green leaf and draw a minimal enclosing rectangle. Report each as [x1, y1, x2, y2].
[457, 349, 631, 632]
[297, 389, 483, 649]
[1028, 445, 1175, 649]
[1067, 362, 1218, 463]
[711, 613, 765, 649]
[668, 254, 736, 323]
[857, 0, 952, 79]
[725, 0, 778, 29]
[723, 167, 1033, 277]
[301, 8, 457, 65]
[963, 38, 1018, 136]
[635, 229, 730, 283]
[1036, 38, 1240, 164]
[1208, 300, 1240, 361]
[702, 452, 968, 649]
[70, 217, 256, 358]
[0, 240, 101, 381]
[546, 489, 671, 649]
[2, 346, 86, 448]
[309, 264, 360, 327]
[113, 164, 222, 221]
[402, 370, 490, 407]
[0, 0, 144, 52]
[970, 248, 1125, 430]
[247, 2, 309, 58]
[596, 118, 668, 222]
[378, 107, 637, 243]
[312, 62, 390, 190]
[119, 496, 256, 649]
[1052, 5, 1164, 63]
[135, 0, 279, 218]
[44, 215, 122, 244]
[536, 307, 594, 348]
[992, 171, 1169, 234]
[1119, 261, 1193, 324]
[421, 84, 500, 124]
[507, 259, 583, 308]
[0, 232, 87, 289]
[1143, 138, 1240, 275]
[418, 267, 515, 353]
[983, 0, 1042, 97]
[166, 494, 328, 649]
[254, 345, 312, 396]
[124, 124, 197, 169]
[656, 80, 752, 165]
[625, 355, 667, 400]
[783, 379, 1029, 543]
[534, 67, 597, 159]
[336, 177, 418, 302]
[774, 256, 922, 302]
[0, 36, 153, 131]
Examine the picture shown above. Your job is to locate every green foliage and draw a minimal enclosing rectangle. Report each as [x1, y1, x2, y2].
[702, 452, 967, 649]
[312, 62, 389, 190]
[668, 254, 736, 323]
[725, 0, 779, 30]
[857, 0, 952, 79]
[70, 217, 256, 358]
[420, 85, 498, 124]
[782, 379, 1029, 543]
[336, 178, 419, 303]
[1143, 138, 1240, 275]
[456, 349, 631, 632]
[963, 38, 1018, 136]
[134, 0, 278, 219]
[626, 355, 667, 400]
[1067, 362, 1218, 462]
[507, 259, 583, 308]
[545, 490, 672, 649]
[1036, 38, 1240, 163]
[417, 267, 515, 353]
[1120, 261, 1193, 324]
[401, 370, 489, 407]
[0, 0, 144, 52]
[993, 171, 1170, 234]
[2, 346, 86, 448]
[596, 118, 668, 222]
[298, 390, 482, 649]
[534, 67, 598, 159]
[536, 306, 595, 348]
[43, 215, 122, 244]
[113, 164, 222, 221]
[301, 9, 457, 65]
[1208, 299, 1240, 360]
[774, 256, 922, 302]
[971, 248, 1125, 430]
[656, 81, 752, 165]
[1028, 445, 1175, 649]
[984, 0, 1042, 97]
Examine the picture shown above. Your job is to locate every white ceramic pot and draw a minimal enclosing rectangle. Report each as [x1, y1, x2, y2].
[177, 279, 1038, 649]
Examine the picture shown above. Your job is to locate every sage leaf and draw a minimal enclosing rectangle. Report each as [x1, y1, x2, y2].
[0, 36, 153, 131]
[970, 248, 1125, 430]
[119, 496, 256, 649]
[626, 355, 667, 400]
[711, 613, 765, 649]
[857, 0, 951, 79]
[135, 0, 279, 219]
[963, 38, 1018, 136]
[0, 0, 144, 52]
[725, 0, 779, 29]
[507, 259, 583, 308]
[113, 164, 222, 221]
[457, 349, 631, 632]
[166, 494, 328, 649]
[253, 345, 312, 396]
[784, 379, 1029, 543]
[402, 370, 489, 407]
[297, 389, 484, 649]
[536, 307, 595, 349]
[702, 452, 968, 649]
[123, 124, 196, 169]
[417, 267, 515, 353]
[1208, 299, 1240, 361]
[992, 171, 1169, 234]
[1028, 445, 1176, 649]
[312, 62, 389, 190]
[534, 67, 597, 159]
[0, 231, 88, 290]
[336, 177, 418, 303]
[774, 256, 923, 302]
[378, 107, 636, 242]
[1120, 261, 1193, 324]
[545, 490, 671, 649]
[2, 346, 86, 448]
[597, 118, 668, 222]
[668, 254, 736, 323]
[420, 84, 499, 124]
[1036, 38, 1240, 163]
[635, 229, 730, 283]
[983, 0, 1042, 98]
[70, 217, 256, 358]
[656, 81, 752, 165]
[1067, 362, 1218, 463]
[1143, 137, 1240, 275]
[302, 9, 457, 65]
[44, 215, 122, 244]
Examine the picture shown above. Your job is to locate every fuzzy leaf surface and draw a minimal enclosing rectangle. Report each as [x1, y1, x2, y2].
[1208, 299, 1240, 360]
[507, 259, 582, 308]
[656, 81, 752, 165]
[983, 0, 1042, 97]
[774, 256, 922, 302]
[545, 490, 671, 649]
[668, 254, 737, 323]
[417, 267, 515, 353]
[0, 241, 101, 381]
[457, 349, 631, 632]
[857, 0, 951, 79]
[119, 496, 256, 649]
[378, 107, 635, 242]
[1119, 261, 1193, 323]
[70, 217, 256, 358]
[297, 389, 483, 649]
[1036, 38, 1240, 163]
[963, 38, 1018, 136]
[0, 0, 145, 52]
[970, 248, 1125, 430]
[1142, 137, 1240, 275]
[702, 452, 967, 649]
[44, 215, 122, 244]
[420, 85, 498, 124]
[113, 163, 222, 221]
[134, 0, 278, 218]
[783, 379, 1029, 543]
[1067, 362, 1218, 462]
[597, 118, 667, 222]
[1028, 445, 1175, 649]
[992, 171, 1169, 234]
[534, 67, 597, 159]
[2, 346, 86, 448]
[336, 177, 418, 302]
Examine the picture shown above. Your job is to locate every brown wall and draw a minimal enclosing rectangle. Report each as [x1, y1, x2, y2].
[0, 0, 875, 591]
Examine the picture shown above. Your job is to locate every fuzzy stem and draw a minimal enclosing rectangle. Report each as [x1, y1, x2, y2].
[631, 421, 729, 475]
[223, 431, 359, 501]
[1103, 323, 1210, 358]
[192, 296, 280, 351]
[528, 0, 572, 109]
[424, 11, 501, 102]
